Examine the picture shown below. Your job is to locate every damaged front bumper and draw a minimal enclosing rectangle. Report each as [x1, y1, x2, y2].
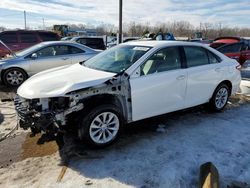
[14, 95, 83, 133]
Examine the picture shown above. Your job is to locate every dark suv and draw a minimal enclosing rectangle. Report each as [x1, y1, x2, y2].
[70, 36, 106, 50]
[0, 30, 60, 58]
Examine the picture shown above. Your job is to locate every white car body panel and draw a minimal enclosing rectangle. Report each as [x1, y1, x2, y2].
[17, 64, 115, 99]
[184, 63, 225, 108]
[226, 59, 242, 94]
[130, 69, 187, 121]
[126, 42, 241, 121]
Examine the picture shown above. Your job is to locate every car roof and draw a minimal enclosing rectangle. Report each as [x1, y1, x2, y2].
[122, 40, 208, 48]
[39, 41, 79, 45]
[70, 36, 105, 41]
[36, 41, 97, 51]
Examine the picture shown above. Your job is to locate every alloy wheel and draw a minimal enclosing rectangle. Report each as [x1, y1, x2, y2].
[215, 87, 228, 109]
[6, 70, 24, 86]
[89, 112, 120, 144]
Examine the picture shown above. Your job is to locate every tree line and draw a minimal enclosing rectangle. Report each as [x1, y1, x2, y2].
[66, 21, 250, 39]
[1, 21, 250, 39]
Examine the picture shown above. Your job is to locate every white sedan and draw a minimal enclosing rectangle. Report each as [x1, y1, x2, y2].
[16, 41, 241, 147]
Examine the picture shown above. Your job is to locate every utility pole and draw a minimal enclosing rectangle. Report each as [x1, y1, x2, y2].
[24, 10, 27, 30]
[118, 0, 122, 44]
[43, 18, 45, 30]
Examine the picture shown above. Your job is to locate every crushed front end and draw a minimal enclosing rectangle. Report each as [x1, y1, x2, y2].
[14, 95, 83, 134]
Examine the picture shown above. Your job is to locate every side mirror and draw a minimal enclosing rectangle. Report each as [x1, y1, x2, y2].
[242, 60, 250, 69]
[31, 53, 38, 59]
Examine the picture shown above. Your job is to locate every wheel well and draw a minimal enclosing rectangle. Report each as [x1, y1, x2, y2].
[1, 67, 29, 84]
[82, 94, 125, 115]
[218, 80, 232, 95]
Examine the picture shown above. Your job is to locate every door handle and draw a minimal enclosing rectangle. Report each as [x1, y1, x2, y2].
[176, 75, 185, 80]
[62, 57, 69, 60]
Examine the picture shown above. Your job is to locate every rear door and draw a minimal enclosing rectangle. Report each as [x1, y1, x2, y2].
[27, 45, 73, 75]
[130, 46, 187, 121]
[19, 32, 39, 50]
[183, 46, 225, 108]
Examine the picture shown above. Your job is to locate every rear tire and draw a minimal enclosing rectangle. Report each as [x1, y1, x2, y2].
[78, 104, 123, 148]
[209, 84, 230, 112]
[3, 68, 27, 87]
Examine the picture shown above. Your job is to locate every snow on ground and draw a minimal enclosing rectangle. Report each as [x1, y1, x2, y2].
[0, 97, 250, 188]
[0, 101, 26, 140]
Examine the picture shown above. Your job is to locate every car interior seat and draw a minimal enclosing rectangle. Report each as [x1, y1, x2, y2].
[142, 54, 165, 75]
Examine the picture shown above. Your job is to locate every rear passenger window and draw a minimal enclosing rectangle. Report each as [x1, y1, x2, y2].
[207, 51, 221, 64]
[141, 47, 181, 75]
[69, 46, 84, 54]
[20, 33, 38, 43]
[218, 43, 242, 53]
[184, 46, 209, 67]
[0, 33, 18, 43]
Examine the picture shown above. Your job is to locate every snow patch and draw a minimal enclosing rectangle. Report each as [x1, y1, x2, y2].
[0, 100, 250, 187]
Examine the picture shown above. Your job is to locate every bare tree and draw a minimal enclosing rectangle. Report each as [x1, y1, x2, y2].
[0, 26, 6, 32]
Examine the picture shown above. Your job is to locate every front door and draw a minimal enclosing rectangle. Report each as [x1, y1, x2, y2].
[129, 46, 187, 121]
[28, 45, 73, 75]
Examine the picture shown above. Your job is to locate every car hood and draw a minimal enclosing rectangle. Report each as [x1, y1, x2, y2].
[17, 64, 116, 99]
[0, 56, 21, 64]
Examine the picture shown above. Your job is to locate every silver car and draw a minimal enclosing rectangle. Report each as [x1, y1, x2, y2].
[0, 41, 100, 87]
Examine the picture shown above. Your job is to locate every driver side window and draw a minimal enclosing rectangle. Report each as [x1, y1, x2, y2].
[140, 47, 181, 76]
[36, 46, 56, 58]
[35, 45, 70, 58]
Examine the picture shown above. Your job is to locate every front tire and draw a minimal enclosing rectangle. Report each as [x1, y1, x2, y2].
[3, 68, 27, 87]
[78, 104, 123, 147]
[209, 84, 230, 112]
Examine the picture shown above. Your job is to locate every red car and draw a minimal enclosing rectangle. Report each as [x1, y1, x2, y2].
[210, 36, 241, 49]
[216, 40, 250, 65]
[0, 30, 60, 58]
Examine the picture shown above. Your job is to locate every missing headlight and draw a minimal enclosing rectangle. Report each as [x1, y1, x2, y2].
[49, 97, 70, 110]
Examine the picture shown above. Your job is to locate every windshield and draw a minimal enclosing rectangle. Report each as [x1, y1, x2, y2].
[16, 43, 44, 57]
[84, 45, 151, 73]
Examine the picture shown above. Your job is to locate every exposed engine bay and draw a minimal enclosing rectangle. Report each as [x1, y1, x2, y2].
[14, 74, 132, 136]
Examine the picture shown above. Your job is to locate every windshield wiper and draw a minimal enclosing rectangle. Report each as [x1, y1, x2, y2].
[79, 61, 86, 66]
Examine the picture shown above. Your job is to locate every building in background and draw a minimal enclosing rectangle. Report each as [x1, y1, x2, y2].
[53, 25, 97, 37]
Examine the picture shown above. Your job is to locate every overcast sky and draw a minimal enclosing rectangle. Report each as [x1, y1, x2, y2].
[0, 0, 249, 29]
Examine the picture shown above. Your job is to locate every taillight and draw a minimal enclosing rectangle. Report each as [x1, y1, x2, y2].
[236, 64, 241, 70]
